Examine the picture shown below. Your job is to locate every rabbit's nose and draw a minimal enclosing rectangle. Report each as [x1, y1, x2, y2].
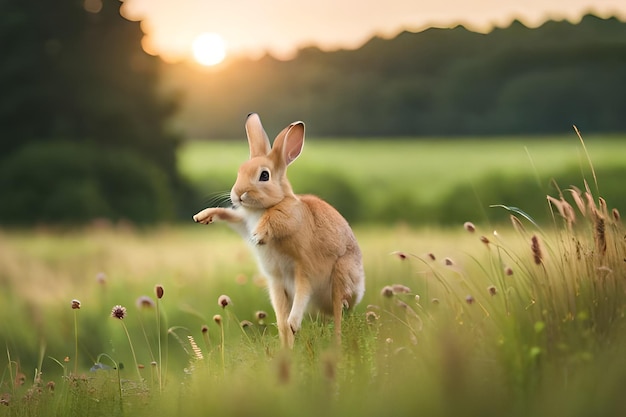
[230, 190, 241, 205]
[232, 191, 249, 204]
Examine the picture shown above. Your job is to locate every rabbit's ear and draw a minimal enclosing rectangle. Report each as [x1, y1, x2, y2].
[273, 121, 305, 167]
[245, 113, 271, 158]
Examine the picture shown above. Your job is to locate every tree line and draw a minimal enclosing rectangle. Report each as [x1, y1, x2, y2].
[166, 14, 626, 139]
[0, 0, 184, 225]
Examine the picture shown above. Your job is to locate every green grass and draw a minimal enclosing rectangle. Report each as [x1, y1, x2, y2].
[179, 134, 626, 204]
[1, 185, 626, 416]
[2, 134, 626, 416]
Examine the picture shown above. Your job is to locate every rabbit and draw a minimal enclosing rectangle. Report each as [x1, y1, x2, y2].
[193, 113, 365, 348]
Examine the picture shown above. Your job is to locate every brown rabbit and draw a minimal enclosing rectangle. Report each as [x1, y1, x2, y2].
[193, 113, 365, 348]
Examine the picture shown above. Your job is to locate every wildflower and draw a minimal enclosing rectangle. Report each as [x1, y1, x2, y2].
[135, 295, 155, 309]
[480, 236, 490, 245]
[240, 320, 253, 328]
[218, 294, 232, 308]
[255, 310, 267, 322]
[155, 284, 164, 299]
[463, 222, 476, 233]
[465, 295, 475, 305]
[71, 299, 81, 310]
[380, 286, 394, 298]
[504, 266, 514, 276]
[487, 285, 497, 296]
[431, 298, 440, 305]
[111, 305, 127, 320]
[427, 253, 436, 261]
[213, 314, 222, 325]
[391, 284, 411, 294]
[444, 257, 454, 266]
[414, 294, 421, 303]
[531, 235, 543, 265]
[201, 324, 209, 334]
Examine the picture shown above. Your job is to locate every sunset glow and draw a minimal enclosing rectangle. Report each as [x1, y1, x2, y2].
[120, 0, 626, 63]
[192, 32, 226, 66]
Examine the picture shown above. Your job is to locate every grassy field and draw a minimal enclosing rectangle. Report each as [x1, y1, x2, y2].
[2, 188, 626, 416]
[179, 134, 626, 204]
[2, 134, 626, 416]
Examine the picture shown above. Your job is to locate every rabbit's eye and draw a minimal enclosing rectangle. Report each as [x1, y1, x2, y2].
[259, 170, 270, 182]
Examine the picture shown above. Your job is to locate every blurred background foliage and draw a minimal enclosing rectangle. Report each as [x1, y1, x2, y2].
[0, 1, 624, 226]
[0, 0, 183, 226]
[167, 14, 626, 138]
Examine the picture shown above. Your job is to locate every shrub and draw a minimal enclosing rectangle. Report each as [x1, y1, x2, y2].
[436, 164, 626, 225]
[292, 169, 363, 223]
[0, 142, 174, 225]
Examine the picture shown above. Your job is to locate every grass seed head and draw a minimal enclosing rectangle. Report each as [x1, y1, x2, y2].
[381, 286, 394, 298]
[71, 299, 81, 310]
[135, 295, 155, 309]
[365, 310, 379, 323]
[594, 213, 607, 255]
[612, 208, 621, 223]
[488, 285, 497, 296]
[531, 235, 543, 265]
[213, 314, 222, 326]
[394, 251, 407, 260]
[510, 215, 526, 234]
[391, 284, 411, 294]
[568, 186, 586, 216]
[465, 295, 475, 305]
[464, 222, 476, 233]
[504, 266, 514, 276]
[155, 285, 164, 299]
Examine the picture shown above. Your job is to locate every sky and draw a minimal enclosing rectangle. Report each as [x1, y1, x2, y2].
[120, 0, 626, 63]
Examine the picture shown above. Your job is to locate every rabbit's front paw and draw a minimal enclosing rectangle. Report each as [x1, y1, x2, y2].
[193, 209, 216, 224]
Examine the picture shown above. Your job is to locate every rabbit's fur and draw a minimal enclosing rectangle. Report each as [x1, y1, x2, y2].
[193, 113, 365, 348]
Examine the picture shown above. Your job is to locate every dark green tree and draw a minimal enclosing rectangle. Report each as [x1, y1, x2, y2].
[0, 0, 183, 224]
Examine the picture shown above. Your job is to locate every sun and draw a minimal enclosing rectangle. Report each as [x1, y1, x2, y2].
[192, 32, 226, 66]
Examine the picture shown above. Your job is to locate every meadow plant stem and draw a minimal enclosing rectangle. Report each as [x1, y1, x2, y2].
[137, 313, 155, 363]
[96, 353, 123, 414]
[119, 320, 143, 383]
[220, 323, 225, 375]
[73, 309, 79, 375]
[156, 298, 163, 392]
